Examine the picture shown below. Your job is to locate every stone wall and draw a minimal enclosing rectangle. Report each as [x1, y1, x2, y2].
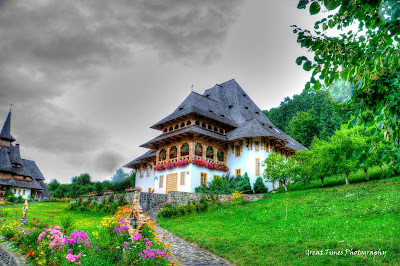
[0, 242, 22, 266]
[82, 192, 262, 220]
[167, 191, 264, 206]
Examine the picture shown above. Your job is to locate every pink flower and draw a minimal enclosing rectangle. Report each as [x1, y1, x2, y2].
[123, 242, 129, 246]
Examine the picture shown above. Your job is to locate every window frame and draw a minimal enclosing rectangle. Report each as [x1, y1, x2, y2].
[200, 172, 208, 187]
[235, 169, 241, 178]
[180, 172, 186, 185]
[213, 175, 220, 180]
[235, 145, 241, 157]
[159, 175, 164, 188]
[255, 158, 261, 177]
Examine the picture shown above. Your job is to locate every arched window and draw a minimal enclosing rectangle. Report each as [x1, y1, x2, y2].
[195, 143, 203, 156]
[186, 121, 192, 126]
[163, 128, 167, 133]
[169, 126, 173, 131]
[175, 125, 179, 129]
[180, 122, 185, 128]
[23, 190, 26, 195]
[206, 146, 214, 159]
[181, 143, 189, 156]
[213, 126, 218, 132]
[208, 125, 212, 130]
[219, 128, 223, 134]
[169, 146, 178, 159]
[201, 123, 206, 128]
[195, 121, 200, 126]
[159, 149, 167, 161]
[217, 149, 224, 162]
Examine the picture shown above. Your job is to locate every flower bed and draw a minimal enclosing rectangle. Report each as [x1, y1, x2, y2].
[125, 186, 142, 192]
[0, 206, 177, 265]
[154, 158, 228, 172]
[193, 158, 229, 172]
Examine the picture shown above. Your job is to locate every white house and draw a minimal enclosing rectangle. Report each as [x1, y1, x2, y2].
[124, 79, 305, 194]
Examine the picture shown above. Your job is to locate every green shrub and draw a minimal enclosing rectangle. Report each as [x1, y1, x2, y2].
[253, 177, 268, 193]
[116, 194, 127, 206]
[107, 195, 114, 205]
[60, 217, 74, 232]
[195, 173, 254, 194]
[68, 201, 78, 210]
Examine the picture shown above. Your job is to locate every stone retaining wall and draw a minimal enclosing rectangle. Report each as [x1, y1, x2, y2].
[167, 191, 264, 206]
[83, 192, 263, 220]
[0, 245, 21, 266]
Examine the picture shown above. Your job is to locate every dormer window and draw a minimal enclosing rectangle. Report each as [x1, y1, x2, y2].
[208, 125, 212, 130]
[179, 107, 184, 111]
[244, 107, 249, 110]
[205, 95, 210, 98]
[209, 110, 214, 113]
[180, 122, 185, 127]
[243, 94, 247, 97]
[229, 105, 233, 109]
[175, 125, 179, 129]
[255, 111, 259, 115]
[220, 114, 225, 117]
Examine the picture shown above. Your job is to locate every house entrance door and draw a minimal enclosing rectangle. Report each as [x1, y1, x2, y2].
[166, 173, 178, 194]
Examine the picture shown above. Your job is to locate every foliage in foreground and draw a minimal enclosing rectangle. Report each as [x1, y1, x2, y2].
[294, 0, 400, 151]
[0, 204, 175, 265]
[195, 173, 254, 194]
[158, 175, 400, 265]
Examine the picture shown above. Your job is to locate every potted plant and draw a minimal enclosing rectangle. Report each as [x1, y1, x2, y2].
[217, 150, 224, 161]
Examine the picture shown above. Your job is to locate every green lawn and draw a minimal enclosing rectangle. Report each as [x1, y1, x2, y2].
[158, 175, 400, 265]
[1, 202, 111, 232]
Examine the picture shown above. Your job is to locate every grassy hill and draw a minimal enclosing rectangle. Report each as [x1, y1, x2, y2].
[158, 175, 400, 265]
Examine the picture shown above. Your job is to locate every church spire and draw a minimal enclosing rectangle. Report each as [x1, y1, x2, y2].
[0, 109, 16, 142]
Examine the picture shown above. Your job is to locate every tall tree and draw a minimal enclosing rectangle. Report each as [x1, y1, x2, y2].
[288, 110, 319, 148]
[263, 153, 298, 191]
[293, 0, 400, 152]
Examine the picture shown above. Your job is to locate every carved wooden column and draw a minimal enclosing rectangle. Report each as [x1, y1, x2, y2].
[213, 146, 217, 163]
[166, 147, 170, 161]
[202, 144, 206, 160]
[191, 141, 195, 162]
[177, 144, 181, 161]
[156, 150, 160, 164]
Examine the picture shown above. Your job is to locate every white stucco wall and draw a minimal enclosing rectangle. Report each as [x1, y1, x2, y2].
[226, 139, 278, 192]
[136, 164, 228, 194]
[135, 138, 285, 194]
[11, 187, 31, 199]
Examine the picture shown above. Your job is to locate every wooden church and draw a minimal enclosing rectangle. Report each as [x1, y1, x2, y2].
[0, 109, 51, 200]
[124, 79, 305, 194]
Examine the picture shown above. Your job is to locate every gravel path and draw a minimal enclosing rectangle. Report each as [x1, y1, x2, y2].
[155, 226, 234, 266]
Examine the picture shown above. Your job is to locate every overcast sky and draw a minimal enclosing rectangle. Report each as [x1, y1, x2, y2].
[0, 0, 327, 183]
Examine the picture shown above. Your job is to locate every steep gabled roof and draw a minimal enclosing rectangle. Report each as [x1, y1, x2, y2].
[204, 79, 306, 151]
[151, 92, 237, 130]
[8, 144, 23, 166]
[0, 110, 15, 142]
[22, 159, 46, 180]
[0, 146, 14, 173]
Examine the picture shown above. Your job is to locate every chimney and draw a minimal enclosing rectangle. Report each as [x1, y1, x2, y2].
[16, 144, 20, 149]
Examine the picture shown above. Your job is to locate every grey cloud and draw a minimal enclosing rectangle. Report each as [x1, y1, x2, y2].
[93, 151, 124, 174]
[11, 102, 104, 154]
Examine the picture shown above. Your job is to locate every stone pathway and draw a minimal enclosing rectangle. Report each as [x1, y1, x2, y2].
[155, 225, 234, 266]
